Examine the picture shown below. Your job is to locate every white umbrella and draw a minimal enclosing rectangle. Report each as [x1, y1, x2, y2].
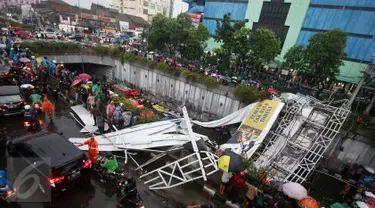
[282, 182, 307, 200]
[356, 201, 369, 208]
[365, 191, 375, 198]
[364, 166, 375, 174]
[20, 84, 34, 89]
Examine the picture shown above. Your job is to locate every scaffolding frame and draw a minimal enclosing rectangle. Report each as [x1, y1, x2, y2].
[255, 95, 350, 184]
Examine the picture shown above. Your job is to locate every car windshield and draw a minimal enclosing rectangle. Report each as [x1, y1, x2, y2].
[0, 94, 21, 104]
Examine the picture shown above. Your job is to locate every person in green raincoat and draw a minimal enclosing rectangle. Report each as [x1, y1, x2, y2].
[100, 152, 118, 183]
[29, 93, 42, 105]
[92, 83, 101, 96]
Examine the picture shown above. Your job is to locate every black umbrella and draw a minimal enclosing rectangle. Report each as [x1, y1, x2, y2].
[218, 149, 244, 173]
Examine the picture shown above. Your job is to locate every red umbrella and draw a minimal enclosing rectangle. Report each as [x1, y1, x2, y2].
[77, 73, 92, 80]
[71, 79, 82, 86]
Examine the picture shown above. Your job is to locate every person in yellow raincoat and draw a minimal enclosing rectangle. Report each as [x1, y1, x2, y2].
[42, 97, 55, 121]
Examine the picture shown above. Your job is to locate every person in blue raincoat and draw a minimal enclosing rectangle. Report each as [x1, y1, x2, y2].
[12, 53, 19, 64]
[49, 60, 56, 76]
[0, 170, 13, 195]
[31, 56, 37, 71]
[9, 48, 14, 59]
[41, 56, 48, 70]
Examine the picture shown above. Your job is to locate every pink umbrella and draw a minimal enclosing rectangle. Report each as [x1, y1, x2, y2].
[71, 79, 82, 86]
[77, 73, 92, 80]
[19, 57, 30, 63]
[282, 182, 307, 200]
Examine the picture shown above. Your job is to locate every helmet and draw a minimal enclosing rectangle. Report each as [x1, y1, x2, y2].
[105, 151, 113, 158]
[61, 64, 64, 67]
[24, 105, 31, 110]
[239, 171, 245, 177]
[53, 60, 56, 63]
[31, 56, 35, 59]
[10, 48, 14, 50]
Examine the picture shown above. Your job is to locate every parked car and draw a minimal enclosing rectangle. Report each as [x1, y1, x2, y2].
[0, 85, 25, 116]
[15, 30, 32, 39]
[6, 131, 92, 195]
[42, 30, 57, 39]
[68, 34, 83, 41]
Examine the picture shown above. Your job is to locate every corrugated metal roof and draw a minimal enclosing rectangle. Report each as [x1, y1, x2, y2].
[310, 0, 375, 7]
[303, 8, 375, 36]
[203, 2, 247, 20]
[127, 15, 149, 27]
[113, 13, 134, 24]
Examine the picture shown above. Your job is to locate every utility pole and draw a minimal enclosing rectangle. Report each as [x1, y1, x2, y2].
[169, 0, 174, 18]
[348, 59, 375, 107]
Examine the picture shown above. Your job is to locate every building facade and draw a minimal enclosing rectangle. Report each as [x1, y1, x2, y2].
[111, 0, 169, 21]
[0, 0, 37, 6]
[203, 0, 375, 84]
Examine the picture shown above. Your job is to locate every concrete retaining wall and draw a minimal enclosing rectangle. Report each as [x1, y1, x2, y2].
[48, 55, 245, 121]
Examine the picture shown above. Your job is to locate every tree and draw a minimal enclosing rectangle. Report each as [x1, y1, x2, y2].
[146, 14, 188, 57]
[180, 23, 210, 62]
[248, 28, 281, 69]
[214, 13, 248, 73]
[301, 29, 348, 93]
[282, 45, 307, 71]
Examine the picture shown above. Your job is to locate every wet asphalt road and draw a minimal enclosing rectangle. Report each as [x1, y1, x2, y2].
[0, 92, 221, 208]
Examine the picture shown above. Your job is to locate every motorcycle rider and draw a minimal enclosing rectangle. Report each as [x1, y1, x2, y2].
[0, 170, 13, 199]
[29, 91, 42, 109]
[100, 152, 118, 183]
[117, 175, 138, 208]
[23, 105, 41, 131]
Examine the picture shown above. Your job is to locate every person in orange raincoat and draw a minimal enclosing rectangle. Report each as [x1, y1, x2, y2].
[41, 97, 55, 121]
[78, 136, 99, 163]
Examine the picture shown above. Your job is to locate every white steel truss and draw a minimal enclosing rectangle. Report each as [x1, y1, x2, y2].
[139, 107, 219, 190]
[255, 95, 350, 184]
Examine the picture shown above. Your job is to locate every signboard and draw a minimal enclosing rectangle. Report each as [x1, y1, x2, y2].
[187, 13, 201, 23]
[119, 21, 129, 32]
[99, 17, 116, 23]
[81, 13, 98, 20]
[221, 100, 284, 158]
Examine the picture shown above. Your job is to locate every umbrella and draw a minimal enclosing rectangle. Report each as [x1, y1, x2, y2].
[218, 149, 244, 173]
[330, 202, 350, 208]
[270, 180, 284, 191]
[365, 166, 375, 174]
[0, 44, 5, 49]
[20, 84, 34, 89]
[36, 57, 42, 63]
[77, 73, 92, 80]
[298, 196, 319, 208]
[19, 57, 30, 63]
[71, 79, 82, 86]
[366, 192, 375, 198]
[355, 201, 370, 208]
[282, 182, 307, 200]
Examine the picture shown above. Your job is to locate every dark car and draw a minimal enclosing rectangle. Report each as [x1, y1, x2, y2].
[6, 132, 92, 195]
[0, 85, 25, 116]
[68, 34, 83, 41]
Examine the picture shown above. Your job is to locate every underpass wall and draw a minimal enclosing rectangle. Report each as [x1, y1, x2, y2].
[49, 55, 244, 121]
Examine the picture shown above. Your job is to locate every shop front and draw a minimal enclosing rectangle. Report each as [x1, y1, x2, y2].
[79, 13, 118, 33]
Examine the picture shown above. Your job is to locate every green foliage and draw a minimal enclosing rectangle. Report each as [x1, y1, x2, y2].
[248, 28, 281, 67]
[139, 115, 158, 124]
[156, 62, 169, 71]
[147, 61, 157, 69]
[93, 46, 110, 55]
[109, 46, 121, 59]
[111, 97, 144, 113]
[302, 29, 348, 88]
[180, 24, 210, 62]
[282, 45, 307, 71]
[182, 70, 198, 82]
[233, 84, 271, 104]
[201, 76, 219, 88]
[18, 41, 81, 54]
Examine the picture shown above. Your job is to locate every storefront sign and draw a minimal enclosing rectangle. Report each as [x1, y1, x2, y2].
[119, 21, 129, 32]
[99, 17, 116, 23]
[81, 13, 98, 20]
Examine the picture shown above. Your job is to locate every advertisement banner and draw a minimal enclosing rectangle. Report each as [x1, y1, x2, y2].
[119, 21, 129, 32]
[221, 100, 284, 158]
[99, 17, 116, 23]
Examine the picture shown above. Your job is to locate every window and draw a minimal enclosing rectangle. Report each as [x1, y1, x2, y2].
[143, 9, 148, 14]
[156, 5, 162, 11]
[150, 3, 155, 9]
[143, 1, 148, 7]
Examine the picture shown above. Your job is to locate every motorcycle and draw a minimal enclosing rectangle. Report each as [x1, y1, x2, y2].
[117, 182, 144, 208]
[24, 119, 43, 132]
[93, 154, 126, 183]
[0, 185, 17, 203]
